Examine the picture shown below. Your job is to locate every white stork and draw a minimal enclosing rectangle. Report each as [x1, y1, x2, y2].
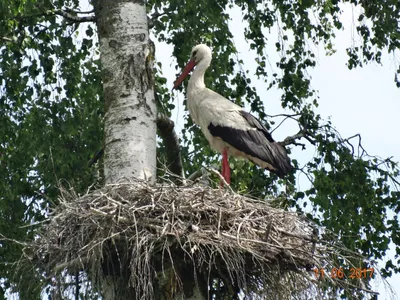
[173, 44, 291, 184]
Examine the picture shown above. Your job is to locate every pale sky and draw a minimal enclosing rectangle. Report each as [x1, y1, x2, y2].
[157, 3, 400, 299]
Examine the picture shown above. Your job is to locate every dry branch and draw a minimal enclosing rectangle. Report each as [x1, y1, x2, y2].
[22, 180, 379, 299]
[15, 9, 96, 24]
[156, 113, 184, 180]
[280, 129, 316, 148]
[53, 10, 96, 23]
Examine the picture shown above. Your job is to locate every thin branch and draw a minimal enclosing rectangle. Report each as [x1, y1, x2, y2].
[342, 133, 368, 157]
[0, 233, 29, 247]
[299, 168, 314, 185]
[186, 167, 213, 187]
[270, 116, 292, 134]
[304, 134, 317, 145]
[16, 9, 95, 23]
[88, 148, 104, 167]
[148, 12, 169, 29]
[279, 130, 316, 147]
[187, 168, 205, 182]
[0, 36, 17, 43]
[63, 8, 95, 14]
[53, 10, 95, 23]
[206, 167, 234, 192]
[267, 113, 302, 119]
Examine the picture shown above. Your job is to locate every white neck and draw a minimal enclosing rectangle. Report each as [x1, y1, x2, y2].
[188, 58, 210, 93]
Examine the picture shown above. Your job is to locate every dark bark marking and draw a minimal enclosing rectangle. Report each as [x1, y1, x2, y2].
[122, 54, 135, 90]
[120, 117, 137, 124]
[133, 96, 153, 117]
[106, 138, 122, 145]
[104, 85, 117, 113]
[109, 39, 120, 49]
[134, 33, 146, 42]
[145, 41, 155, 91]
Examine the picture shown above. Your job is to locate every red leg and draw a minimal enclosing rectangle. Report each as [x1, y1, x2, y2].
[220, 155, 225, 188]
[224, 149, 231, 185]
[220, 148, 230, 186]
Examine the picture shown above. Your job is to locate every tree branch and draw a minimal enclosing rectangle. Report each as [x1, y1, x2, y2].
[148, 12, 169, 29]
[16, 9, 95, 23]
[267, 113, 302, 119]
[88, 148, 104, 167]
[342, 133, 367, 157]
[53, 10, 96, 23]
[63, 8, 95, 14]
[156, 113, 184, 180]
[0, 36, 17, 43]
[279, 130, 316, 148]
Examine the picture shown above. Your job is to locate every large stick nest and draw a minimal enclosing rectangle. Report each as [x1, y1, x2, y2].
[26, 180, 377, 299]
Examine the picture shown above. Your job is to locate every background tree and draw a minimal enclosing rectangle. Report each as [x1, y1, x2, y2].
[0, 0, 399, 299]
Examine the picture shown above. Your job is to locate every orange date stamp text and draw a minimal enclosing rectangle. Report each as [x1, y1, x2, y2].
[313, 267, 374, 279]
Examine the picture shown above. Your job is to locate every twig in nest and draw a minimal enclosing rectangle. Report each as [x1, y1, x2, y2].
[206, 167, 234, 193]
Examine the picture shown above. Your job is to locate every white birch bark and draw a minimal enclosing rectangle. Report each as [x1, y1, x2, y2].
[94, 0, 156, 185]
[93, 1, 203, 299]
[93, 0, 155, 297]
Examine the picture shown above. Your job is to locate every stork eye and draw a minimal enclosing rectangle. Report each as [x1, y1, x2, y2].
[192, 50, 198, 57]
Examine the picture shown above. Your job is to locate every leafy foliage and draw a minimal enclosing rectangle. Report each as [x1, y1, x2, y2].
[0, 0, 399, 298]
[0, 0, 102, 296]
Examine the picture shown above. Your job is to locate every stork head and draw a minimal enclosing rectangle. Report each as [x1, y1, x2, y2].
[173, 44, 212, 89]
[190, 44, 212, 66]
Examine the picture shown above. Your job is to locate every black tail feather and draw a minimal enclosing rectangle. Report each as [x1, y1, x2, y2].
[270, 142, 291, 178]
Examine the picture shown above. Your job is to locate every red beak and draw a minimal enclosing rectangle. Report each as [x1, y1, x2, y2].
[173, 59, 197, 89]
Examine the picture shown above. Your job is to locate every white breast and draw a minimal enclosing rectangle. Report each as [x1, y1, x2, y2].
[187, 88, 251, 153]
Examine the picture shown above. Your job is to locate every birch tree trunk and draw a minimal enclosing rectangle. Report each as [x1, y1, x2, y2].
[92, 1, 204, 299]
[94, 0, 156, 185]
[93, 0, 156, 299]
